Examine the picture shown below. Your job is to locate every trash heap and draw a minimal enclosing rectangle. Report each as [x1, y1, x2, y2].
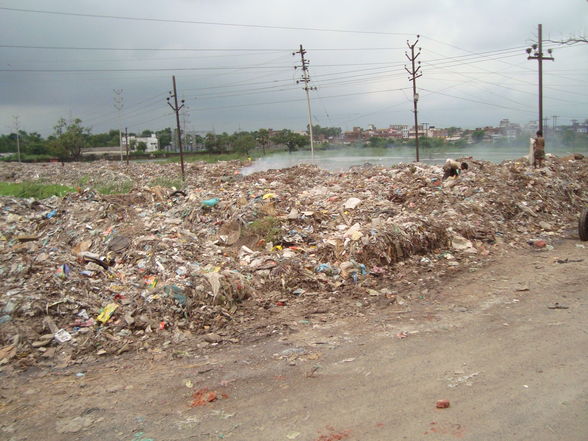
[1, 156, 587, 368]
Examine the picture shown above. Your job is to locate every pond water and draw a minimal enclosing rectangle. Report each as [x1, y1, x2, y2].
[241, 143, 587, 175]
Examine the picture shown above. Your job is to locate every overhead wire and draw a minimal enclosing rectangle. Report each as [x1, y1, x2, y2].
[0, 44, 403, 52]
[423, 46, 588, 104]
[0, 6, 413, 36]
[191, 87, 411, 112]
[1, 9, 585, 132]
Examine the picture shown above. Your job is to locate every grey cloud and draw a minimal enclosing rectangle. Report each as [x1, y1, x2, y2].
[0, 0, 586, 136]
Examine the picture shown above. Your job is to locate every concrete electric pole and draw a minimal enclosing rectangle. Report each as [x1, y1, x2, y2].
[125, 127, 129, 166]
[167, 76, 186, 180]
[552, 115, 558, 133]
[405, 36, 422, 162]
[12, 115, 21, 163]
[526, 24, 554, 135]
[293, 44, 317, 160]
[113, 89, 124, 162]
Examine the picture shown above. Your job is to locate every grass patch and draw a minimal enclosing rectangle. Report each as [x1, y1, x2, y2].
[246, 216, 282, 244]
[78, 175, 91, 187]
[95, 180, 134, 195]
[148, 176, 184, 189]
[0, 154, 57, 163]
[0, 181, 75, 199]
[163, 152, 256, 164]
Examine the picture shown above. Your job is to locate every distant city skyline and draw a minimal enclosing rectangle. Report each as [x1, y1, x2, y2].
[1, 0, 587, 137]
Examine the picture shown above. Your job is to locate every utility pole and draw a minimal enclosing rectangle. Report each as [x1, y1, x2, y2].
[167, 75, 186, 180]
[552, 115, 558, 133]
[125, 127, 129, 166]
[12, 115, 21, 163]
[526, 24, 554, 135]
[405, 36, 422, 162]
[293, 44, 317, 159]
[113, 89, 124, 162]
[182, 103, 191, 152]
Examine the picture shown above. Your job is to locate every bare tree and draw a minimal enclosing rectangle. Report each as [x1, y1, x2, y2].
[546, 34, 587, 45]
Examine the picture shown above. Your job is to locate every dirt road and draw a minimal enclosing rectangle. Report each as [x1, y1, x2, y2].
[1, 235, 587, 441]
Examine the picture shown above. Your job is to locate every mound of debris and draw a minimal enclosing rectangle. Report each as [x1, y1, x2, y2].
[0, 156, 586, 369]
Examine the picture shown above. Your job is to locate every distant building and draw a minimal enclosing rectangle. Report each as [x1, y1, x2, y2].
[498, 118, 522, 140]
[123, 134, 159, 152]
[572, 119, 588, 134]
[389, 125, 410, 138]
[343, 126, 364, 142]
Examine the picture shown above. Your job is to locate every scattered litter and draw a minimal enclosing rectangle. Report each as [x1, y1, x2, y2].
[314, 427, 351, 441]
[436, 399, 451, 409]
[96, 303, 119, 324]
[0, 157, 586, 368]
[447, 371, 480, 388]
[547, 303, 569, 310]
[555, 258, 584, 264]
[201, 198, 220, 207]
[54, 329, 72, 343]
[191, 388, 228, 407]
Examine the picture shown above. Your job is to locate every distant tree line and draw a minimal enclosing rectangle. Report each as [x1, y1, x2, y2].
[365, 128, 588, 149]
[0, 117, 348, 161]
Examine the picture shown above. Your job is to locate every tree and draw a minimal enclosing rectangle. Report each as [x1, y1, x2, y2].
[26, 140, 49, 155]
[471, 129, 485, 143]
[271, 129, 309, 153]
[216, 132, 231, 153]
[232, 132, 256, 156]
[366, 137, 389, 148]
[136, 141, 147, 153]
[204, 133, 218, 153]
[156, 128, 172, 148]
[256, 129, 271, 155]
[447, 127, 461, 137]
[49, 118, 90, 160]
[193, 134, 204, 150]
[311, 125, 342, 139]
[546, 36, 587, 46]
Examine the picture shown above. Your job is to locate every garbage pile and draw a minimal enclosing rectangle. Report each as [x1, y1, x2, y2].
[1, 156, 587, 368]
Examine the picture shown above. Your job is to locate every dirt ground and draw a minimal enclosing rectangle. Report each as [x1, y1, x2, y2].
[1, 231, 587, 441]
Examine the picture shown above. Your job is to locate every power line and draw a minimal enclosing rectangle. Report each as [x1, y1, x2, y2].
[0, 6, 412, 35]
[420, 87, 533, 114]
[191, 87, 410, 112]
[0, 44, 403, 52]
[0, 45, 543, 76]
[0, 62, 401, 73]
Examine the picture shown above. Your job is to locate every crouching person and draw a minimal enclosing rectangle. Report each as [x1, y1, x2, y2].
[442, 159, 468, 180]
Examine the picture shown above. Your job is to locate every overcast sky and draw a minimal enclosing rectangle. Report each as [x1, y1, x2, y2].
[0, 0, 587, 136]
